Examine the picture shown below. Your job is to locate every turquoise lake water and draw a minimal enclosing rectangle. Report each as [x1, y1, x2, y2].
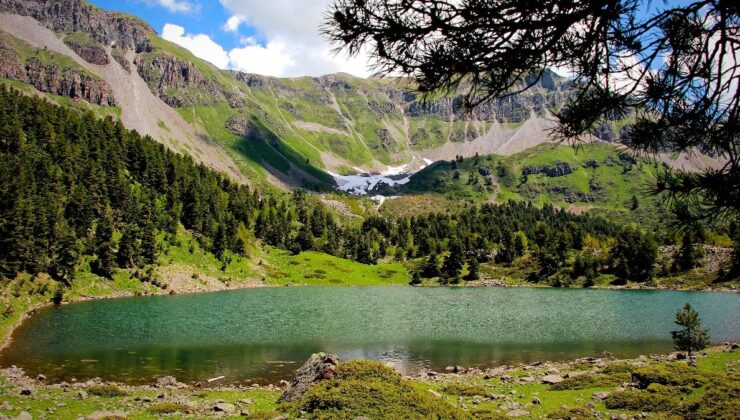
[2, 286, 738, 384]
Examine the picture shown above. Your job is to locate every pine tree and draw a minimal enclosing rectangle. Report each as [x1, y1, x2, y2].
[671, 303, 710, 360]
[421, 252, 440, 278]
[675, 233, 700, 272]
[441, 241, 464, 281]
[464, 257, 479, 281]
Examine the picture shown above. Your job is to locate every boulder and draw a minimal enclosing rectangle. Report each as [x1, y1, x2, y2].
[542, 374, 564, 384]
[277, 352, 339, 403]
[213, 403, 236, 413]
[156, 376, 178, 387]
[506, 409, 530, 417]
[19, 386, 34, 396]
[15, 412, 32, 420]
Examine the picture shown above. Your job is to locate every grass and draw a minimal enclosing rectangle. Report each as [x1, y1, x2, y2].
[387, 143, 670, 227]
[261, 248, 410, 286]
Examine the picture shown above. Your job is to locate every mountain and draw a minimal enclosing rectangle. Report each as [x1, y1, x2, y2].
[0, 0, 619, 189]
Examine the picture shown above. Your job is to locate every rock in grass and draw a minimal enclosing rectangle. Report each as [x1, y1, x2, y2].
[213, 403, 236, 413]
[506, 409, 530, 417]
[542, 374, 564, 384]
[278, 352, 339, 403]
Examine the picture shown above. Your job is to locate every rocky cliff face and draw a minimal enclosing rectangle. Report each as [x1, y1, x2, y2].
[0, 0, 153, 52]
[63, 35, 109, 65]
[0, 37, 115, 106]
[24, 57, 115, 105]
[135, 54, 225, 107]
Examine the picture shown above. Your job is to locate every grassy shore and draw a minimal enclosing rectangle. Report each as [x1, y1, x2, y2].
[0, 346, 737, 419]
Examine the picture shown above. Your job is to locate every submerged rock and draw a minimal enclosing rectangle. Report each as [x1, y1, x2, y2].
[278, 352, 339, 403]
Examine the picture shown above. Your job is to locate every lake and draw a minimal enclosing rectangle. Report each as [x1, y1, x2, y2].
[2, 286, 738, 384]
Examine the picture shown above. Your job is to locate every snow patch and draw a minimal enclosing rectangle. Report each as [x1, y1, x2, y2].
[328, 165, 413, 195]
[423, 158, 434, 165]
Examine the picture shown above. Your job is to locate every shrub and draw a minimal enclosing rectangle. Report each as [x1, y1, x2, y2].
[441, 383, 489, 396]
[88, 384, 128, 397]
[631, 363, 706, 389]
[336, 360, 402, 384]
[550, 373, 628, 390]
[673, 376, 740, 419]
[647, 383, 690, 395]
[147, 403, 189, 414]
[294, 361, 469, 420]
[546, 406, 595, 419]
[601, 363, 636, 374]
[604, 390, 672, 412]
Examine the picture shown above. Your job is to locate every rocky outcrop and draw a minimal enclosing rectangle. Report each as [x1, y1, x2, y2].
[24, 57, 115, 105]
[522, 162, 577, 177]
[278, 352, 339, 403]
[63, 35, 108, 65]
[0, 0, 153, 52]
[136, 54, 224, 107]
[0, 42, 25, 80]
[0, 34, 115, 106]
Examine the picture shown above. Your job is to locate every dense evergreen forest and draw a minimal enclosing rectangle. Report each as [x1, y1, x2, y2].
[1, 87, 737, 287]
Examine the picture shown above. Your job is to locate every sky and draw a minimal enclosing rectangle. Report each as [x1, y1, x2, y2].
[88, 0, 373, 77]
[86, 0, 694, 79]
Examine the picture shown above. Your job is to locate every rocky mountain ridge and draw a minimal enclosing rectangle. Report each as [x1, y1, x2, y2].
[0, 0, 721, 190]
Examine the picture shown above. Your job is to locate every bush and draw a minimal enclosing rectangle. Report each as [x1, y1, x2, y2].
[294, 360, 468, 419]
[296, 379, 468, 419]
[147, 403, 189, 414]
[336, 360, 402, 384]
[604, 390, 673, 412]
[546, 406, 595, 419]
[601, 363, 636, 375]
[441, 383, 489, 396]
[88, 384, 128, 397]
[673, 376, 740, 419]
[631, 363, 706, 389]
[646, 383, 690, 395]
[550, 373, 628, 390]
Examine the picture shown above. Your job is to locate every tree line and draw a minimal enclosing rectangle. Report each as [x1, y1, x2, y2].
[1, 86, 737, 287]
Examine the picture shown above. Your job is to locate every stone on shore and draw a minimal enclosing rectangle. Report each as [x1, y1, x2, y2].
[542, 374, 564, 384]
[277, 352, 339, 403]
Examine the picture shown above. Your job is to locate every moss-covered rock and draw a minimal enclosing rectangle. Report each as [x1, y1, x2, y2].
[290, 360, 469, 419]
[550, 373, 628, 390]
[631, 362, 706, 389]
[604, 390, 673, 411]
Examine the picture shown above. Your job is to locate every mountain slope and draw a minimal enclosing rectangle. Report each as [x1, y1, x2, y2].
[0, 7, 246, 183]
[0, 0, 724, 193]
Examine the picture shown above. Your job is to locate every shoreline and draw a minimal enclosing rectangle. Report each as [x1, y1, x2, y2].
[0, 345, 735, 419]
[1, 278, 737, 353]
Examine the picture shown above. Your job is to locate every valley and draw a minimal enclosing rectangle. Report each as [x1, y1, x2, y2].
[0, 0, 738, 418]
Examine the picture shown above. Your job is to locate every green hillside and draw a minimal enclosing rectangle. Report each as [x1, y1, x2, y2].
[381, 143, 671, 227]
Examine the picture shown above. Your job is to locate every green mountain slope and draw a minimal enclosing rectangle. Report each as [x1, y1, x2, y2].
[377, 143, 671, 227]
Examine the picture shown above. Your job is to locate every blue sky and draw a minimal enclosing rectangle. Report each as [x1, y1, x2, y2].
[85, 0, 695, 78]
[86, 0, 372, 77]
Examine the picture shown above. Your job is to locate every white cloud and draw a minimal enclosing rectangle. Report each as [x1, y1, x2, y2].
[151, 0, 197, 14]
[228, 38, 294, 76]
[161, 24, 230, 69]
[160, 1, 374, 77]
[223, 15, 245, 33]
[218, 0, 373, 77]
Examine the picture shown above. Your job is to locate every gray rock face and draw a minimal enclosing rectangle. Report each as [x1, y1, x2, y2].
[136, 54, 224, 107]
[0, 0, 153, 52]
[63, 36, 109, 65]
[24, 57, 115, 105]
[278, 352, 339, 403]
